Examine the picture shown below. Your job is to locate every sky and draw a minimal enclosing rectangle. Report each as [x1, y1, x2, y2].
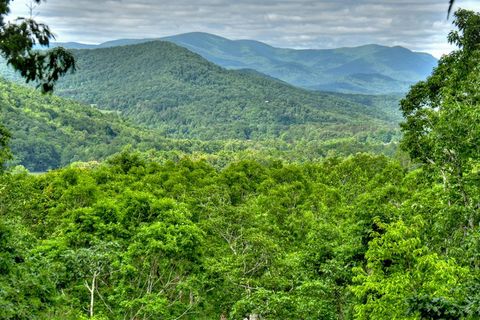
[7, 0, 480, 58]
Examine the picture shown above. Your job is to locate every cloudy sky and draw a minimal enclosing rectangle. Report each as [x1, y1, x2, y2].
[8, 0, 479, 57]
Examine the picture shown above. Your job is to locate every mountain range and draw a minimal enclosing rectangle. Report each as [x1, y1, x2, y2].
[51, 41, 401, 142]
[48, 32, 437, 94]
[0, 40, 403, 170]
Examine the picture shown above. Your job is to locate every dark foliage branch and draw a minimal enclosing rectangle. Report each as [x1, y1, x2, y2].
[0, 0, 75, 92]
[449, 0, 455, 17]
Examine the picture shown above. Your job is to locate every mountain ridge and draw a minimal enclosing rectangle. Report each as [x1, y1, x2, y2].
[45, 32, 436, 94]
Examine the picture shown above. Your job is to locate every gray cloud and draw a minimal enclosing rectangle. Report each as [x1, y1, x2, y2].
[8, 0, 480, 57]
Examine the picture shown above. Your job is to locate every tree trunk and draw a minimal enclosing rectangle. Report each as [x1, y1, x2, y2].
[85, 271, 98, 318]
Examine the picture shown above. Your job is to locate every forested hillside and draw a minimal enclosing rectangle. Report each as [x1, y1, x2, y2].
[49, 41, 402, 142]
[0, 79, 167, 171]
[0, 38, 404, 165]
[0, 77, 400, 171]
[0, 40, 404, 171]
[0, 78, 237, 172]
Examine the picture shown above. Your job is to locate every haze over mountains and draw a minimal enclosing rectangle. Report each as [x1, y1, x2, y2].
[49, 32, 437, 94]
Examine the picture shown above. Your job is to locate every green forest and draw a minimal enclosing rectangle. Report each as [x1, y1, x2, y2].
[0, 77, 402, 172]
[0, 4, 479, 320]
[0, 36, 406, 172]
[52, 41, 401, 142]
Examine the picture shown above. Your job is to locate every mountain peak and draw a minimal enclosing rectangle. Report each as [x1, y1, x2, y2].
[170, 31, 228, 39]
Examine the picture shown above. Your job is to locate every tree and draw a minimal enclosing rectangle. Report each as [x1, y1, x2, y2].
[0, 0, 75, 170]
[399, 9, 480, 226]
[0, 0, 75, 92]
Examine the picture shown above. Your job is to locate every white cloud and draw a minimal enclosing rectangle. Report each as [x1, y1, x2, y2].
[8, 0, 478, 57]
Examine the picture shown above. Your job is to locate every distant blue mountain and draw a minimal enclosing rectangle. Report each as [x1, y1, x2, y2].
[38, 32, 438, 94]
[162, 33, 437, 94]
